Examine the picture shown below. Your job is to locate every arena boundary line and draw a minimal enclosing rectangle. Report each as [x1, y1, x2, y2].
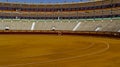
[18, 42, 95, 59]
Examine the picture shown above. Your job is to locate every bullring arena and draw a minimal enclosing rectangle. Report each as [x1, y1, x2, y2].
[0, 0, 120, 67]
[0, 32, 120, 67]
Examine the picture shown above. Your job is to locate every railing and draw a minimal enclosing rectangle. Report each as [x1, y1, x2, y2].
[0, 30, 120, 38]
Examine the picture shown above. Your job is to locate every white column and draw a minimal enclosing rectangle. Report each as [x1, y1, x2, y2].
[31, 22, 35, 30]
[73, 22, 81, 31]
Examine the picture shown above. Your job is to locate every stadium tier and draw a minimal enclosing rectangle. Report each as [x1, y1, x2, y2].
[0, 0, 120, 19]
[0, 0, 120, 32]
[0, 19, 120, 32]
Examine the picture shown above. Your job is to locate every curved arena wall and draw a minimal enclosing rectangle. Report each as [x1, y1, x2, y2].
[0, 30, 120, 38]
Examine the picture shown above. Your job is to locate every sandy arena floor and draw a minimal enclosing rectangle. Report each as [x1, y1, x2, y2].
[0, 34, 120, 67]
